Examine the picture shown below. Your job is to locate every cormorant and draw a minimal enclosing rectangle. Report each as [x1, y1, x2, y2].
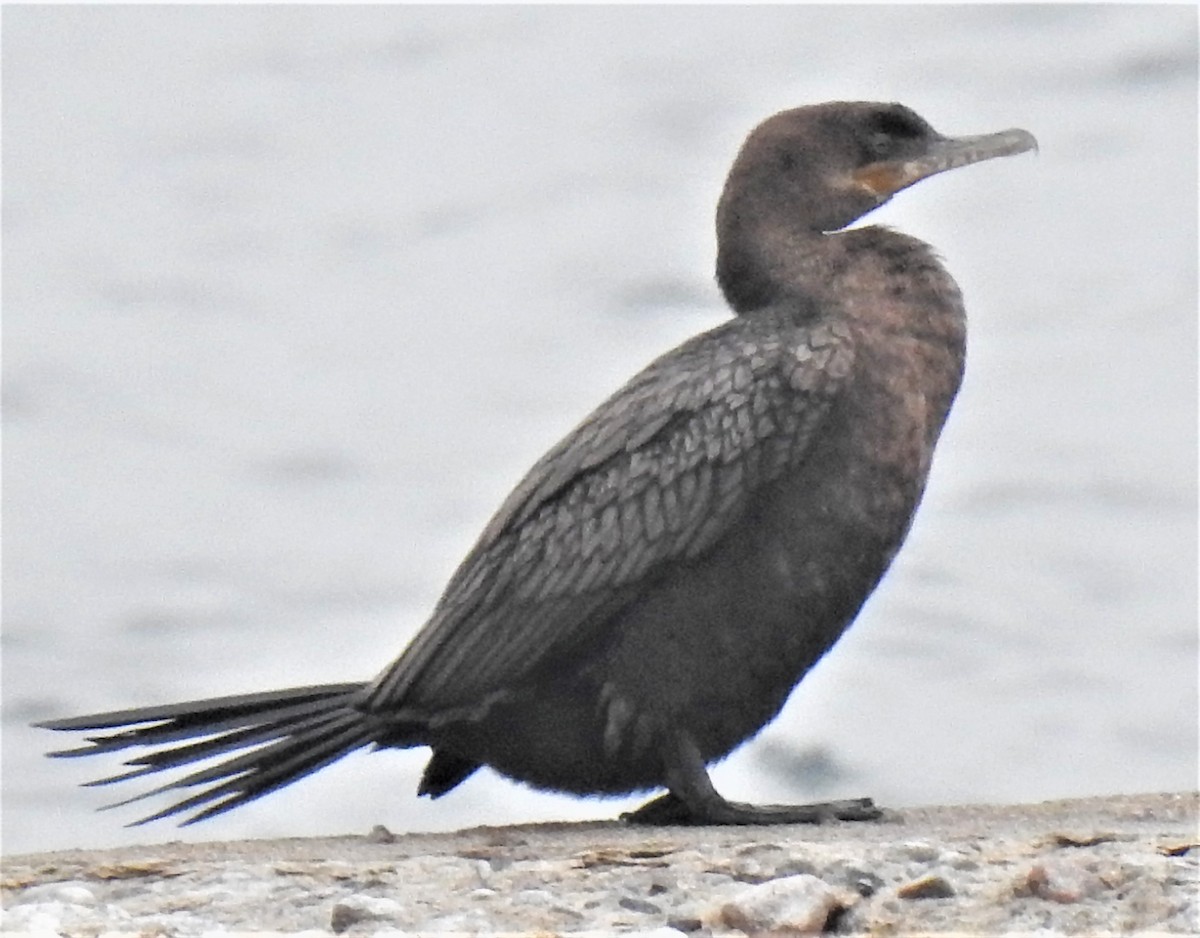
[37, 102, 1036, 827]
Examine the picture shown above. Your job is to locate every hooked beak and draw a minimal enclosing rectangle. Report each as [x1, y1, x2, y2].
[854, 127, 1039, 199]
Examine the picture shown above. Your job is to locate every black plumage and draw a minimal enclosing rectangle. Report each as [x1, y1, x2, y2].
[38, 102, 1035, 827]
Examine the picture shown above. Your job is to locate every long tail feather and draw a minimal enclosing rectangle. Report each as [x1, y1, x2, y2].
[35, 682, 376, 825]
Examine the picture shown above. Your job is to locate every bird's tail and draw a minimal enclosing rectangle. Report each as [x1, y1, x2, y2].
[35, 682, 375, 826]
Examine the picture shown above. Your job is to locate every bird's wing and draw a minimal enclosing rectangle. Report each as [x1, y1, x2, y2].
[363, 311, 854, 714]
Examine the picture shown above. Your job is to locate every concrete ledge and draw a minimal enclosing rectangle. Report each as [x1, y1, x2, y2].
[2, 792, 1196, 935]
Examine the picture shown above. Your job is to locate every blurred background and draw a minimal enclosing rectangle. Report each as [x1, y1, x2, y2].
[3, 6, 1196, 855]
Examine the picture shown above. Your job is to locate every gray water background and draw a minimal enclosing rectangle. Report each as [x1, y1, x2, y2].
[3, 6, 1196, 856]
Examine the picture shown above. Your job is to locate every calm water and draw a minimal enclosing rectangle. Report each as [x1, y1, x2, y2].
[3, 6, 1196, 855]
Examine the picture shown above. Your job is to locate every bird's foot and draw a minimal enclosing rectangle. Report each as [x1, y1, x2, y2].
[622, 791, 881, 826]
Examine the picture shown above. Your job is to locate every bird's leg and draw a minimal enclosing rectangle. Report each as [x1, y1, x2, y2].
[622, 733, 881, 826]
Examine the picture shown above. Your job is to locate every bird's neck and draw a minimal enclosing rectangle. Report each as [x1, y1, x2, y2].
[717, 222, 957, 324]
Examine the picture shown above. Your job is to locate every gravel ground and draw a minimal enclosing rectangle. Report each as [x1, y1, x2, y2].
[3, 792, 1196, 936]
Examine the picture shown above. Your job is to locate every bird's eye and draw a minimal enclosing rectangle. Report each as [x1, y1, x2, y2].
[867, 132, 894, 159]
[864, 110, 930, 162]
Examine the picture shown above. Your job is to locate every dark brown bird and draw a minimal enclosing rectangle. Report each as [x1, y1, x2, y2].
[37, 102, 1036, 827]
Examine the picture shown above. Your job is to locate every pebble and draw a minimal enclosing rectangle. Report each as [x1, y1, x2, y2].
[1016, 860, 1106, 904]
[329, 894, 405, 933]
[365, 825, 397, 844]
[712, 873, 858, 934]
[890, 839, 941, 863]
[619, 895, 663, 914]
[897, 873, 956, 899]
[822, 860, 885, 896]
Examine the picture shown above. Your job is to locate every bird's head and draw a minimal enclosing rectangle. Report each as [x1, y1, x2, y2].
[718, 101, 1038, 235]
